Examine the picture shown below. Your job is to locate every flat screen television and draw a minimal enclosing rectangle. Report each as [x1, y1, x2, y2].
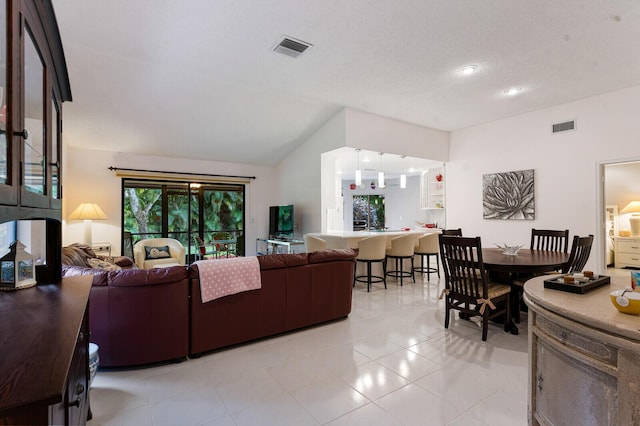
[269, 205, 294, 239]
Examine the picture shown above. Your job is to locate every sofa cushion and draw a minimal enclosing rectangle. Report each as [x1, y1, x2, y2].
[107, 265, 188, 287]
[62, 243, 98, 267]
[62, 265, 109, 286]
[111, 256, 134, 267]
[88, 257, 121, 271]
[257, 253, 309, 270]
[308, 249, 357, 264]
[145, 245, 172, 259]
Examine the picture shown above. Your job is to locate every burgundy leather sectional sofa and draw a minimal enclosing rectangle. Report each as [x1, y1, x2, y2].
[189, 249, 357, 356]
[62, 249, 356, 367]
[61, 265, 190, 367]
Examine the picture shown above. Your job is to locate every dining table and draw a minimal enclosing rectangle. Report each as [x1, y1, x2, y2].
[480, 248, 572, 332]
[481, 248, 571, 275]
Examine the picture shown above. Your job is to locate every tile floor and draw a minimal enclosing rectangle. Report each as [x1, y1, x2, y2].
[88, 270, 533, 426]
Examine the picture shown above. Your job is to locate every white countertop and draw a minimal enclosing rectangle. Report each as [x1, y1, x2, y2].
[310, 229, 440, 249]
[524, 274, 640, 342]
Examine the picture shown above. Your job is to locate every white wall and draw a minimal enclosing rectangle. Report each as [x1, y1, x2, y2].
[344, 109, 449, 161]
[276, 108, 450, 235]
[276, 111, 347, 235]
[448, 84, 640, 272]
[63, 147, 278, 255]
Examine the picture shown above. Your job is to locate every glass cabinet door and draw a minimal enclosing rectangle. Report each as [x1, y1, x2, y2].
[51, 95, 60, 200]
[0, 0, 7, 187]
[23, 27, 45, 196]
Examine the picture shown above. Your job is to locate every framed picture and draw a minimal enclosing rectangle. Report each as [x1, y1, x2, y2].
[483, 169, 535, 220]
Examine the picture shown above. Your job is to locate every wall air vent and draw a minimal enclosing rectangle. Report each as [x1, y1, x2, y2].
[273, 36, 312, 58]
[552, 120, 576, 134]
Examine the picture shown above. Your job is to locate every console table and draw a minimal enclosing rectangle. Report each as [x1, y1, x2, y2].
[256, 238, 305, 255]
[523, 274, 640, 425]
[0, 276, 92, 425]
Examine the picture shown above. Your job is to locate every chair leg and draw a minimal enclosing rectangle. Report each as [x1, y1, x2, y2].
[482, 310, 489, 341]
[444, 298, 450, 329]
[410, 257, 415, 283]
[513, 287, 522, 324]
[353, 262, 357, 287]
[426, 254, 431, 281]
[366, 262, 372, 292]
[436, 254, 440, 278]
[382, 260, 387, 288]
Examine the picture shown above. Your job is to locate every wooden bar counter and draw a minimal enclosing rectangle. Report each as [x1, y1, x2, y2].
[523, 274, 640, 426]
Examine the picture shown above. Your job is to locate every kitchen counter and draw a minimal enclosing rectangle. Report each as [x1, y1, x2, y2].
[311, 229, 440, 249]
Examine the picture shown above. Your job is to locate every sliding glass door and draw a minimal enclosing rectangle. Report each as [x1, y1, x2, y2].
[122, 179, 245, 260]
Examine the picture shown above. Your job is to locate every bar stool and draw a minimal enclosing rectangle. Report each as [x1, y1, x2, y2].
[414, 233, 440, 280]
[303, 234, 327, 252]
[354, 235, 387, 292]
[385, 234, 416, 285]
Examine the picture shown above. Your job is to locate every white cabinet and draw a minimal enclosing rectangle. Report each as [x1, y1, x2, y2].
[420, 165, 445, 227]
[614, 236, 640, 268]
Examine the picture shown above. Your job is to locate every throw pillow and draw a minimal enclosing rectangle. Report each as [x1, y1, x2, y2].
[145, 245, 172, 259]
[88, 258, 121, 271]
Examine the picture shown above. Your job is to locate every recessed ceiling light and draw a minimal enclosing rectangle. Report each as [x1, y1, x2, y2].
[504, 87, 522, 96]
[460, 65, 478, 75]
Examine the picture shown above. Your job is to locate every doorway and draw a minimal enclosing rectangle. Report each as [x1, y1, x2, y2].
[598, 159, 640, 272]
[353, 195, 385, 230]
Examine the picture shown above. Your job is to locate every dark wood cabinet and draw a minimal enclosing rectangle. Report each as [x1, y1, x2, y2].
[0, 276, 91, 425]
[0, 1, 79, 424]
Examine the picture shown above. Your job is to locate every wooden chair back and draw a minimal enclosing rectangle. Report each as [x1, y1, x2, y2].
[439, 235, 488, 300]
[530, 229, 569, 253]
[441, 228, 463, 236]
[563, 235, 594, 273]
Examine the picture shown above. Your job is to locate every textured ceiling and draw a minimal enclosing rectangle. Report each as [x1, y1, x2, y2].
[53, 0, 640, 168]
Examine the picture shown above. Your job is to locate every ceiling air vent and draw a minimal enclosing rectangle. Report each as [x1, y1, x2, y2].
[273, 36, 312, 58]
[552, 120, 576, 134]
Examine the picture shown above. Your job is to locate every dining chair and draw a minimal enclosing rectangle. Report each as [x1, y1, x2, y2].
[441, 228, 463, 236]
[562, 234, 594, 274]
[212, 231, 236, 258]
[413, 233, 439, 280]
[193, 235, 215, 260]
[303, 234, 327, 252]
[439, 234, 512, 341]
[122, 231, 134, 259]
[530, 229, 569, 253]
[385, 234, 416, 285]
[354, 235, 387, 292]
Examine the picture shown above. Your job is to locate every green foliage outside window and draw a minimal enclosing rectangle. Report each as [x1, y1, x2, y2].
[123, 180, 245, 257]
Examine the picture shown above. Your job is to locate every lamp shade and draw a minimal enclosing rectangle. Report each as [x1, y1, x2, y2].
[620, 201, 640, 214]
[68, 203, 107, 220]
[621, 201, 640, 237]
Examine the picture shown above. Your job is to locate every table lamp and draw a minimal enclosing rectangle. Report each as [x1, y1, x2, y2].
[68, 203, 107, 246]
[620, 201, 640, 237]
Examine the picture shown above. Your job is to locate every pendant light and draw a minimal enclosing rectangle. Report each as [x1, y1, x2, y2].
[378, 152, 385, 188]
[400, 155, 407, 189]
[355, 148, 362, 186]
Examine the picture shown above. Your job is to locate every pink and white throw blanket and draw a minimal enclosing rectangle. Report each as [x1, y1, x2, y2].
[195, 256, 261, 303]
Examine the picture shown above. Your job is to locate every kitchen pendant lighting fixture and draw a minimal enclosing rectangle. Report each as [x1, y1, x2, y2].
[355, 148, 362, 186]
[378, 152, 385, 188]
[400, 155, 407, 189]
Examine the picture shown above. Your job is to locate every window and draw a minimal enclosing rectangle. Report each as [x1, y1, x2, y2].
[0, 221, 15, 255]
[122, 179, 245, 260]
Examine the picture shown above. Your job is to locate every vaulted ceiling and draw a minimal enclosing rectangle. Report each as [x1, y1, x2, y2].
[53, 1, 640, 168]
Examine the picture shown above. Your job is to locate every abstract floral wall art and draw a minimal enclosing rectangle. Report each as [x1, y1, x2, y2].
[482, 169, 535, 220]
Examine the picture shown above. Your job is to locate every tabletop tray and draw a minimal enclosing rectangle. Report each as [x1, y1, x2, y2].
[543, 275, 610, 294]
